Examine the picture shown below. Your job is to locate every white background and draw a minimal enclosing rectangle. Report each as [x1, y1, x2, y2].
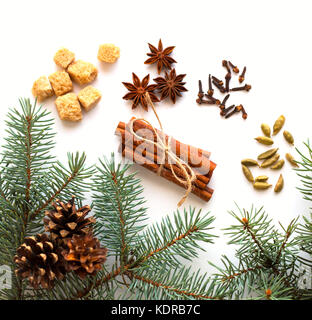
[0, 0, 311, 277]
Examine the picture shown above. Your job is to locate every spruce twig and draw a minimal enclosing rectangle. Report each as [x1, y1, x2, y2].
[210, 204, 302, 299]
[125, 270, 218, 300]
[73, 205, 217, 299]
[0, 99, 94, 300]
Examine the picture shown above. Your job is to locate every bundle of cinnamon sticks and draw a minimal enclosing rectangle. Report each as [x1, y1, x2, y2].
[115, 117, 216, 203]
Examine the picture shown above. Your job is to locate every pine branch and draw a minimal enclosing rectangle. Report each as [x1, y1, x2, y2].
[297, 213, 312, 266]
[250, 271, 293, 300]
[295, 141, 312, 202]
[296, 141, 312, 268]
[0, 99, 95, 300]
[2, 99, 55, 209]
[125, 267, 224, 300]
[134, 207, 216, 268]
[211, 204, 301, 299]
[24, 108, 32, 223]
[30, 152, 95, 221]
[276, 219, 298, 264]
[73, 208, 216, 299]
[92, 154, 147, 264]
[211, 256, 263, 283]
[73, 265, 125, 300]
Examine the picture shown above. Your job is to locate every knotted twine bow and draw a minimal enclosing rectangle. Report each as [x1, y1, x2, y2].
[128, 92, 196, 207]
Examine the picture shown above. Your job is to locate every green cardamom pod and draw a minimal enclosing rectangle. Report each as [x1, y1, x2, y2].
[257, 148, 279, 160]
[270, 159, 285, 170]
[285, 153, 298, 167]
[253, 182, 272, 190]
[255, 175, 269, 182]
[241, 159, 259, 166]
[242, 165, 254, 182]
[283, 130, 294, 145]
[260, 154, 280, 168]
[274, 174, 284, 193]
[273, 115, 285, 135]
[254, 136, 274, 145]
[261, 123, 271, 137]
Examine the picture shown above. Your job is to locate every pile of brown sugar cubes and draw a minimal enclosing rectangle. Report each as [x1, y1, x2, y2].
[32, 44, 120, 121]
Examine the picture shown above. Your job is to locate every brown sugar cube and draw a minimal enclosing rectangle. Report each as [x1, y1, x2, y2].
[55, 93, 82, 121]
[97, 44, 120, 63]
[32, 76, 54, 101]
[53, 48, 75, 69]
[48, 71, 73, 96]
[78, 86, 102, 111]
[67, 60, 98, 85]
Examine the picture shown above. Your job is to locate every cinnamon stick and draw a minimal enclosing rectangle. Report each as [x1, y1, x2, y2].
[119, 118, 212, 159]
[120, 141, 208, 190]
[117, 127, 211, 186]
[116, 123, 216, 180]
[116, 120, 216, 176]
[128, 118, 216, 171]
[122, 145, 213, 202]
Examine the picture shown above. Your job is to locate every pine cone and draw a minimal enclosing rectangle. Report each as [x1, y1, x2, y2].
[14, 234, 66, 289]
[44, 196, 95, 242]
[62, 233, 107, 279]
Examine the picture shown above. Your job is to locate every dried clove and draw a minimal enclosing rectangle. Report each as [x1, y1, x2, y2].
[196, 98, 216, 105]
[228, 61, 239, 73]
[198, 80, 204, 100]
[230, 84, 252, 92]
[196, 98, 203, 105]
[239, 67, 246, 83]
[241, 105, 248, 119]
[222, 60, 231, 73]
[220, 104, 235, 116]
[225, 72, 231, 92]
[212, 76, 224, 86]
[196, 78, 222, 106]
[234, 104, 247, 119]
[225, 105, 240, 119]
[220, 94, 230, 110]
[212, 80, 227, 93]
[207, 74, 214, 97]
[204, 95, 220, 105]
[235, 104, 243, 112]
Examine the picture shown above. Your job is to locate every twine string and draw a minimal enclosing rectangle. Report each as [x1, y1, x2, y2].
[128, 92, 196, 207]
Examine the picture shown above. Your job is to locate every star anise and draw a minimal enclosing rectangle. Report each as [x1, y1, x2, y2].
[154, 69, 187, 104]
[122, 73, 159, 111]
[144, 39, 176, 74]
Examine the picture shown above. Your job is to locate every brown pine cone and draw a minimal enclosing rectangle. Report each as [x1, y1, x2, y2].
[62, 233, 107, 279]
[44, 196, 95, 242]
[14, 233, 66, 289]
